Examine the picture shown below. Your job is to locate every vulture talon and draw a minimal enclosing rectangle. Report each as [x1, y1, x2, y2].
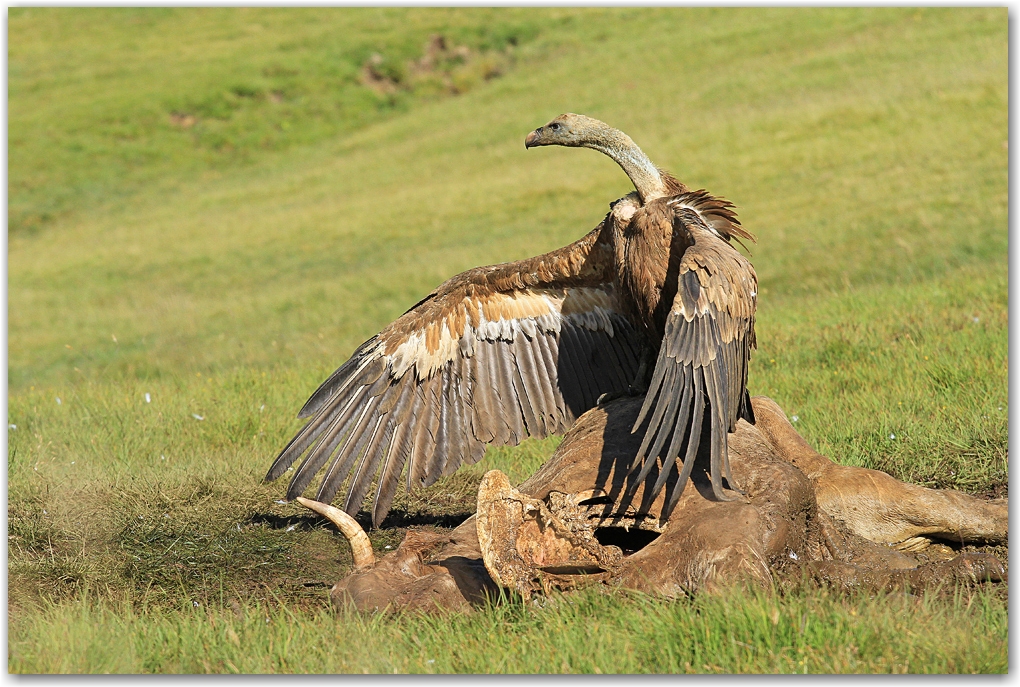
[268, 114, 757, 527]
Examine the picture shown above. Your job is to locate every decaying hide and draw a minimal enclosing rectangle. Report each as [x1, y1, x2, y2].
[303, 396, 1006, 613]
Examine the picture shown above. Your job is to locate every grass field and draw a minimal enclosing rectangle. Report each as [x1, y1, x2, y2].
[7, 7, 1008, 673]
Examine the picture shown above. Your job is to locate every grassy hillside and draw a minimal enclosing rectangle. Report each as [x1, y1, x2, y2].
[8, 7, 1007, 674]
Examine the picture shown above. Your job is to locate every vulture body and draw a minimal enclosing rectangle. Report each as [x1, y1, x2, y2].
[267, 114, 758, 527]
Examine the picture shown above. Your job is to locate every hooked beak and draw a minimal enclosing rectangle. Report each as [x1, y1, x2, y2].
[525, 129, 541, 149]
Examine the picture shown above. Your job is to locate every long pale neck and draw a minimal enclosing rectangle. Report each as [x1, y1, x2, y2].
[585, 127, 668, 204]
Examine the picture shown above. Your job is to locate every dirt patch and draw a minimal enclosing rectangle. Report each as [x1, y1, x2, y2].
[361, 33, 514, 97]
[979, 483, 1008, 500]
[169, 112, 197, 129]
[7, 460, 488, 618]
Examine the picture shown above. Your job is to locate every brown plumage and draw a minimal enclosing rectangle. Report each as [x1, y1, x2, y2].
[267, 113, 757, 526]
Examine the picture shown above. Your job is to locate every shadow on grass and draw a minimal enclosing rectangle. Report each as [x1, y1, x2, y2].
[249, 509, 475, 532]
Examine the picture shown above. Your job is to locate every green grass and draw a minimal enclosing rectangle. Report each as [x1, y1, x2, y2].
[8, 7, 558, 237]
[8, 7, 1007, 674]
[8, 586, 1008, 674]
[754, 265, 1007, 493]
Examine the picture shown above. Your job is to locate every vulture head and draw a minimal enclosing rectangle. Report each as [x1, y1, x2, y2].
[525, 113, 676, 204]
[524, 113, 608, 149]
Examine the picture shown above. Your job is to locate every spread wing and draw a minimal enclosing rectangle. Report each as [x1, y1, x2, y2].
[629, 201, 757, 516]
[266, 221, 649, 526]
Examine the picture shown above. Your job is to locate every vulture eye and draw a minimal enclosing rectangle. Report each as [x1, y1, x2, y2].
[550, 122, 561, 131]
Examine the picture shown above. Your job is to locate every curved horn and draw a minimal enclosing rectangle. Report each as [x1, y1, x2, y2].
[296, 497, 377, 568]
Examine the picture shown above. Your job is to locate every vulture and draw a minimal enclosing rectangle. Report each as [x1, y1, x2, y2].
[266, 113, 758, 527]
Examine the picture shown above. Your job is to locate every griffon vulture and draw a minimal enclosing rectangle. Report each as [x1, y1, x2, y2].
[266, 114, 758, 527]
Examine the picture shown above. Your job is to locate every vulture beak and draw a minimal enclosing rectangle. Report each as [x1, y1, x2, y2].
[525, 128, 541, 149]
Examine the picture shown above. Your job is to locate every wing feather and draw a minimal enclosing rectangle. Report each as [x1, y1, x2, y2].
[510, 339, 545, 439]
[493, 340, 527, 444]
[427, 369, 455, 484]
[342, 414, 393, 513]
[353, 376, 415, 511]
[311, 395, 385, 503]
[608, 330, 638, 392]
[628, 206, 757, 516]
[602, 329, 638, 392]
[407, 380, 441, 491]
[662, 368, 706, 516]
[440, 356, 472, 478]
[483, 340, 518, 444]
[266, 353, 386, 482]
[557, 324, 597, 411]
[296, 339, 383, 420]
[521, 330, 559, 434]
[285, 375, 388, 500]
[371, 381, 421, 524]
[448, 356, 471, 461]
[533, 330, 572, 430]
[268, 222, 651, 526]
[468, 342, 499, 443]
